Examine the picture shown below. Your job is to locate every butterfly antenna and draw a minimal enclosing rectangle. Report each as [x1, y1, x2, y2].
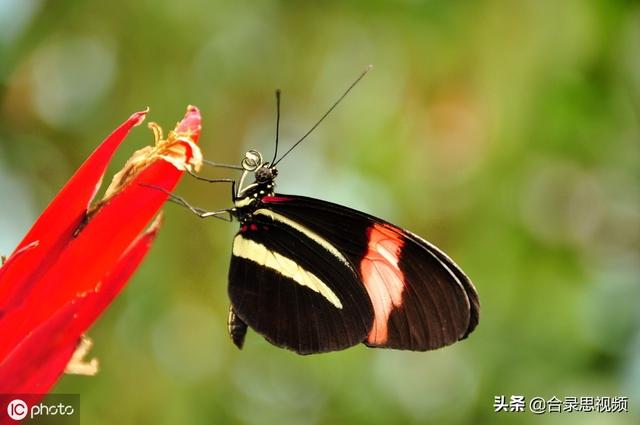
[272, 65, 372, 167]
[270, 89, 281, 165]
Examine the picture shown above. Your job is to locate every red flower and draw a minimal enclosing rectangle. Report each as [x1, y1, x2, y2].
[0, 106, 202, 394]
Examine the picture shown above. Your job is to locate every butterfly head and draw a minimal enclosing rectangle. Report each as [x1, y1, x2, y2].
[255, 165, 278, 184]
[241, 150, 278, 184]
[235, 150, 278, 201]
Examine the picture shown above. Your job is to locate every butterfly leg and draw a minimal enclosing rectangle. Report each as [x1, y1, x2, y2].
[185, 168, 238, 202]
[165, 192, 233, 221]
[140, 184, 233, 221]
[201, 159, 244, 171]
[185, 168, 236, 185]
[228, 306, 248, 349]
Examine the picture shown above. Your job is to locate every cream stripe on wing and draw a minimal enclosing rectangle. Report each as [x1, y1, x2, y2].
[253, 209, 352, 269]
[232, 235, 343, 309]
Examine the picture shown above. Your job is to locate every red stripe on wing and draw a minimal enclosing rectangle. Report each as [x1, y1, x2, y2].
[262, 196, 291, 203]
[361, 223, 406, 345]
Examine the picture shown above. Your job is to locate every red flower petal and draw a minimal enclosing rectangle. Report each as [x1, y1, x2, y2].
[0, 110, 148, 317]
[79, 215, 163, 328]
[0, 217, 160, 395]
[0, 299, 87, 393]
[0, 106, 202, 390]
[176, 105, 201, 134]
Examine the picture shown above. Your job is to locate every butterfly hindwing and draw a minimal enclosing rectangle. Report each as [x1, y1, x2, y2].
[228, 211, 374, 354]
[260, 194, 479, 351]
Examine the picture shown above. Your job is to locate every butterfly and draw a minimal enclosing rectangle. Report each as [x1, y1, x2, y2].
[171, 68, 479, 355]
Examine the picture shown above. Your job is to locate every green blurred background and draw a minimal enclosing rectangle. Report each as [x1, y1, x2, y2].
[0, 0, 638, 424]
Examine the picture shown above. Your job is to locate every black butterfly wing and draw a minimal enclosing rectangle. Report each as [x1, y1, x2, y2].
[228, 211, 374, 355]
[260, 194, 479, 351]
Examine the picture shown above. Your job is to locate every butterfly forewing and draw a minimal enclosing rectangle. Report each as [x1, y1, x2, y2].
[260, 194, 479, 351]
[405, 230, 480, 340]
[228, 211, 374, 354]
